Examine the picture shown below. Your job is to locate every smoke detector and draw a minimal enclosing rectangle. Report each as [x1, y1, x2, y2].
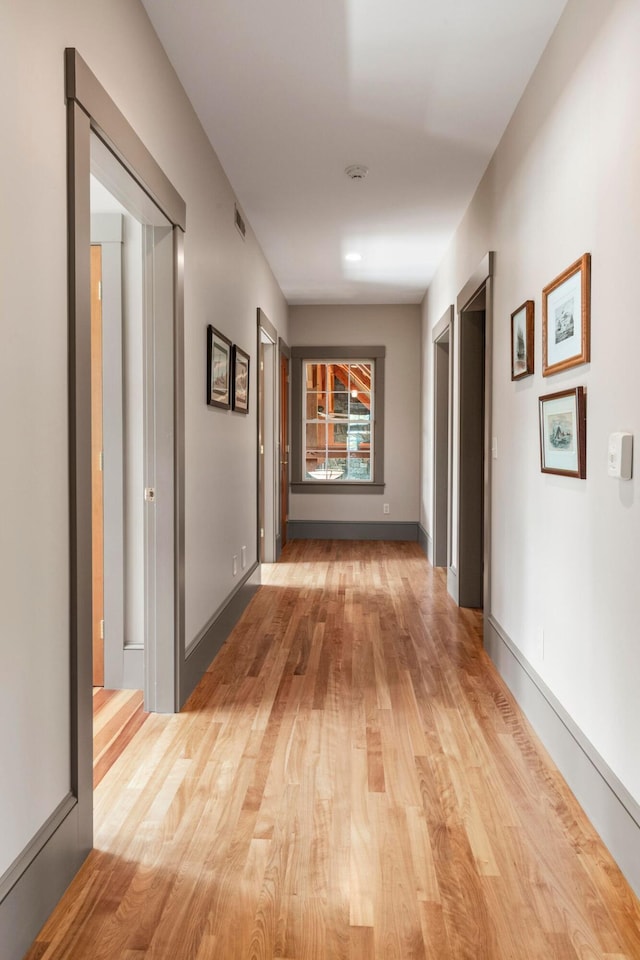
[344, 164, 369, 180]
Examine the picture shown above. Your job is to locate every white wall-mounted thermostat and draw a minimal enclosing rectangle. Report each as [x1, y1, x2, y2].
[608, 432, 633, 480]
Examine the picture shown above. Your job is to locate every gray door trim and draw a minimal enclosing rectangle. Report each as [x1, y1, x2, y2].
[67, 96, 94, 853]
[258, 310, 280, 563]
[432, 305, 453, 344]
[432, 305, 453, 568]
[277, 338, 291, 559]
[457, 252, 494, 314]
[454, 253, 494, 621]
[66, 46, 186, 847]
[65, 50, 185, 230]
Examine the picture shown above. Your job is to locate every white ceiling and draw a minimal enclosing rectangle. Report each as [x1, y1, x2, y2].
[141, 0, 568, 305]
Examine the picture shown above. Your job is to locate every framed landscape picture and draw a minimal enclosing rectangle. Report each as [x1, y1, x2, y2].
[207, 325, 232, 409]
[232, 344, 250, 414]
[542, 254, 591, 376]
[511, 300, 534, 380]
[539, 386, 586, 478]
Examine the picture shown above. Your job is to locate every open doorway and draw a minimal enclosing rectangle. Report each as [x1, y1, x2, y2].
[453, 253, 494, 612]
[432, 306, 453, 568]
[279, 341, 290, 557]
[458, 288, 485, 607]
[89, 134, 175, 709]
[258, 310, 278, 562]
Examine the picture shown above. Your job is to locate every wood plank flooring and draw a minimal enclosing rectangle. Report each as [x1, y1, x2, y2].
[26, 540, 640, 959]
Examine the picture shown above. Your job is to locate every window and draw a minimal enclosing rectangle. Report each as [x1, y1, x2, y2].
[291, 346, 385, 493]
[304, 360, 373, 480]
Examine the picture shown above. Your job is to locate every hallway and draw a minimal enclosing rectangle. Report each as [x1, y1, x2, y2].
[26, 541, 640, 959]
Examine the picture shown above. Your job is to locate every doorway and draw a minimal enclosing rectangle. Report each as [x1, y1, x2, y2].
[257, 310, 278, 562]
[458, 290, 485, 607]
[452, 253, 494, 612]
[52, 45, 187, 911]
[279, 344, 290, 554]
[432, 306, 453, 569]
[90, 135, 175, 706]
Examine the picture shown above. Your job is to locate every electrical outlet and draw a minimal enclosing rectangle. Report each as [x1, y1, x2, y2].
[241, 545, 247, 569]
[232, 555, 238, 576]
[383, 503, 390, 515]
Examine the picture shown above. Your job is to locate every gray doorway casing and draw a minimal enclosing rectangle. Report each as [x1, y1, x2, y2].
[67, 45, 186, 846]
[432, 306, 453, 568]
[450, 253, 494, 619]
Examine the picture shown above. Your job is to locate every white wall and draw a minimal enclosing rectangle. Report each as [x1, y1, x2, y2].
[0, 0, 287, 877]
[421, 0, 640, 803]
[289, 304, 421, 524]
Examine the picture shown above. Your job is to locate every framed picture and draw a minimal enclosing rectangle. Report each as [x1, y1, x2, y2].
[232, 345, 250, 414]
[542, 253, 591, 376]
[511, 300, 534, 380]
[207, 325, 232, 409]
[539, 386, 586, 478]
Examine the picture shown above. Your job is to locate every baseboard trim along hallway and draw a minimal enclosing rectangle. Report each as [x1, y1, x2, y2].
[486, 614, 640, 897]
[287, 519, 419, 541]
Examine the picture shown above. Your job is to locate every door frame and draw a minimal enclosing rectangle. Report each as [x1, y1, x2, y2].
[451, 252, 494, 622]
[277, 339, 291, 559]
[257, 309, 278, 562]
[66, 48, 186, 854]
[432, 305, 453, 568]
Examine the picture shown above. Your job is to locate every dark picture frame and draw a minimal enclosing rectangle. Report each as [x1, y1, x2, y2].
[511, 299, 534, 380]
[232, 344, 250, 414]
[207, 325, 232, 409]
[539, 386, 586, 478]
[542, 253, 591, 376]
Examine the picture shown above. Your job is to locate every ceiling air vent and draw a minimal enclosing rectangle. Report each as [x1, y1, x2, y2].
[234, 203, 246, 240]
[345, 164, 369, 180]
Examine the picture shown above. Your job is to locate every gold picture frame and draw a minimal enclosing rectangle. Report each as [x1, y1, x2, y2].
[542, 254, 590, 376]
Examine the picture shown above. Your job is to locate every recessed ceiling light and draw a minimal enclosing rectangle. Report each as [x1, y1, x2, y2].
[345, 252, 362, 262]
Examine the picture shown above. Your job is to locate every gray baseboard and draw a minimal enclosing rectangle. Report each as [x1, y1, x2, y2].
[486, 615, 640, 898]
[0, 795, 89, 960]
[418, 524, 432, 562]
[287, 520, 419, 541]
[181, 563, 261, 705]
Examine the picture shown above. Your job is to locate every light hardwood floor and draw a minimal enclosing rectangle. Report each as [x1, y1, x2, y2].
[26, 541, 640, 958]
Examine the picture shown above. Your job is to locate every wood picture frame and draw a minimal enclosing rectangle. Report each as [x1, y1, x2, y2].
[539, 386, 586, 478]
[207, 325, 232, 409]
[232, 344, 250, 414]
[542, 253, 591, 376]
[511, 299, 534, 380]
